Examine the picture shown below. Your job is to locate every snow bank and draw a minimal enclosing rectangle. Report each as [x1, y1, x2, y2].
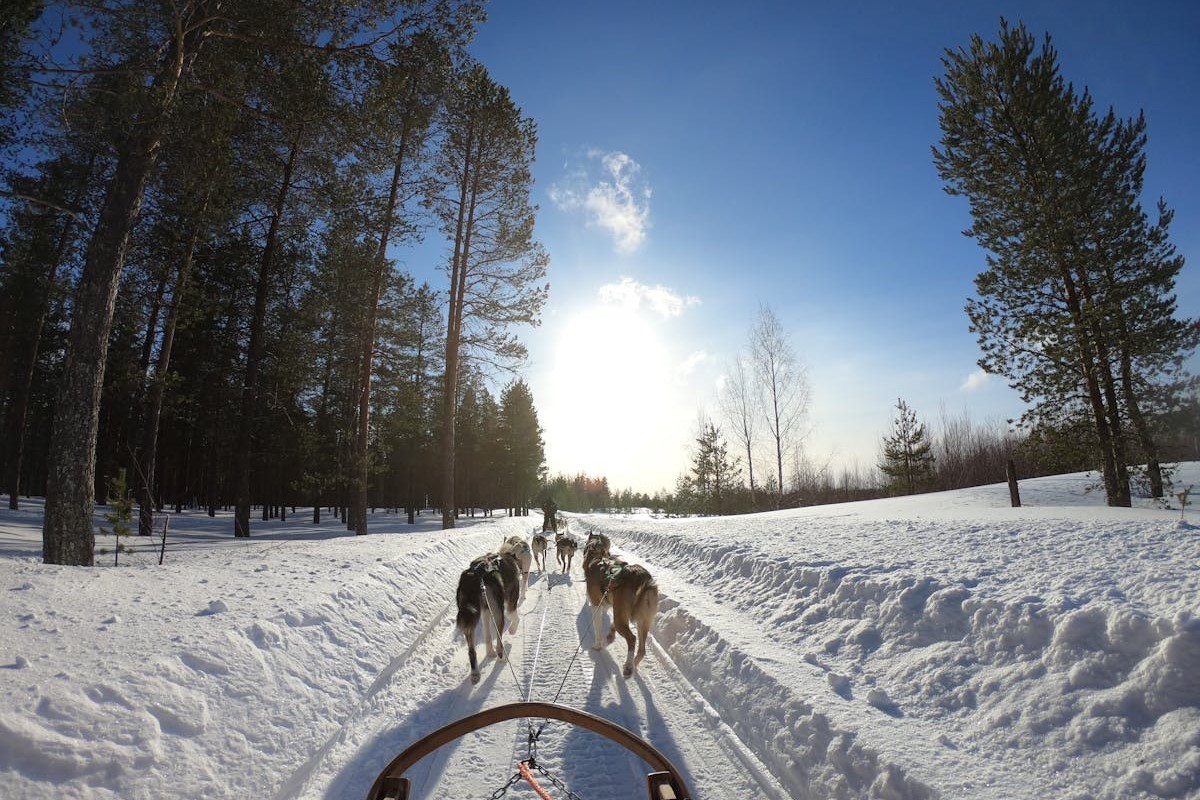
[579, 467, 1200, 799]
[0, 512, 510, 800]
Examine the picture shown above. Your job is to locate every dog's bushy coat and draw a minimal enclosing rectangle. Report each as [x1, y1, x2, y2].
[498, 535, 533, 600]
[531, 532, 549, 573]
[456, 551, 521, 684]
[555, 532, 577, 574]
[581, 534, 658, 678]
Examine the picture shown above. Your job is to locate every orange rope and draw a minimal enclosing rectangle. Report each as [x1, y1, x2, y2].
[519, 760, 553, 800]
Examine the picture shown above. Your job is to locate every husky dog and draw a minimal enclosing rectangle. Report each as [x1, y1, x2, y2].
[554, 532, 577, 574]
[582, 538, 658, 678]
[581, 531, 611, 562]
[531, 531, 549, 573]
[455, 551, 521, 684]
[498, 535, 533, 600]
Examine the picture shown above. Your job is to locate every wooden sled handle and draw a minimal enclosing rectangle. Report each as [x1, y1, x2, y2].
[366, 700, 690, 800]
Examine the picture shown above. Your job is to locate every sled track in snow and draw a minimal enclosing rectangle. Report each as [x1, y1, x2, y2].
[283, 552, 792, 799]
[270, 596, 458, 800]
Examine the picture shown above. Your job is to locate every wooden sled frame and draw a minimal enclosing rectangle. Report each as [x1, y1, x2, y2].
[366, 700, 690, 800]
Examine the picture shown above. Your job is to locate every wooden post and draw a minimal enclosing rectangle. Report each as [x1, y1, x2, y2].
[1006, 459, 1021, 507]
[158, 515, 170, 565]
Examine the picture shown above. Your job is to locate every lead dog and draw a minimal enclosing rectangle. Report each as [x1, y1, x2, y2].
[581, 534, 658, 678]
[531, 531, 549, 573]
[499, 535, 533, 600]
[455, 551, 521, 684]
[555, 532, 577, 574]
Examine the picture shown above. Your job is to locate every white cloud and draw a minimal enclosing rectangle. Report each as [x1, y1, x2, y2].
[676, 350, 708, 378]
[598, 276, 700, 318]
[960, 368, 990, 392]
[550, 151, 651, 254]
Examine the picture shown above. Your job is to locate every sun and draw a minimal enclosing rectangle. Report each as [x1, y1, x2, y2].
[542, 305, 673, 485]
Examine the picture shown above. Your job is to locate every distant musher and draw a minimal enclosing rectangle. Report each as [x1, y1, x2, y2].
[541, 496, 558, 532]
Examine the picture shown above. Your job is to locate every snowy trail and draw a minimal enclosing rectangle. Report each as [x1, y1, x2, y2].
[289, 546, 786, 800]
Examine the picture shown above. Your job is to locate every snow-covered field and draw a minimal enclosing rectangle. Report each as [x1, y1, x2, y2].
[1, 466, 1198, 799]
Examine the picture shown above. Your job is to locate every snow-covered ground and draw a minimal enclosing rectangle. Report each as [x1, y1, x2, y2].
[1, 466, 1198, 799]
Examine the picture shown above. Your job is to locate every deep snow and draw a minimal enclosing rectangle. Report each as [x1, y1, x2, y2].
[1, 466, 1198, 799]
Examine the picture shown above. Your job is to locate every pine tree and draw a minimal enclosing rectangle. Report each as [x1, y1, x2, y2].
[499, 379, 545, 517]
[100, 467, 134, 565]
[933, 20, 1197, 507]
[690, 419, 741, 516]
[433, 65, 549, 529]
[879, 399, 935, 496]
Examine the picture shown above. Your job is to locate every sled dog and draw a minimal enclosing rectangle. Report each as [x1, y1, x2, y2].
[582, 538, 658, 678]
[554, 532, 577, 574]
[581, 531, 611, 562]
[455, 551, 521, 685]
[531, 531, 549, 573]
[499, 535, 533, 600]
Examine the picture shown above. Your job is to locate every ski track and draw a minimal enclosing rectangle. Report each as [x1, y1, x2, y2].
[290, 550, 784, 800]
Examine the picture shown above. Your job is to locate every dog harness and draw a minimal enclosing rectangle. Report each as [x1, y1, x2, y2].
[602, 560, 627, 592]
[473, 554, 502, 576]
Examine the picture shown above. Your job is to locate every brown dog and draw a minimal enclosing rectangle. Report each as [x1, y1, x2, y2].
[531, 532, 549, 573]
[582, 535, 658, 678]
[555, 532, 577, 574]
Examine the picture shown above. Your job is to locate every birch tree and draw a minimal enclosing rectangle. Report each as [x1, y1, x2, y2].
[718, 353, 759, 507]
[750, 304, 809, 507]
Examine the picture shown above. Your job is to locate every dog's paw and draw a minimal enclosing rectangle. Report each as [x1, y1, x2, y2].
[606, 630, 616, 644]
[471, 671, 481, 685]
[622, 664, 634, 678]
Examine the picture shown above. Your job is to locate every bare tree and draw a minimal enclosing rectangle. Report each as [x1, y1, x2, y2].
[749, 304, 809, 507]
[717, 353, 758, 506]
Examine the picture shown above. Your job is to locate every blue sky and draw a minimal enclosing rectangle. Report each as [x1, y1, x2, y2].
[449, 0, 1200, 494]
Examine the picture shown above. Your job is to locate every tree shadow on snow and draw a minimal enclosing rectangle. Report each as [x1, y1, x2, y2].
[318, 660, 506, 800]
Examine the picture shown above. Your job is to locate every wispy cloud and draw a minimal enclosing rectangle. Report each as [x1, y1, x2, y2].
[550, 150, 651, 254]
[598, 276, 700, 318]
[676, 350, 708, 377]
[960, 368, 990, 392]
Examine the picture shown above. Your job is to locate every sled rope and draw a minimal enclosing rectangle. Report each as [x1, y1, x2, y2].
[526, 585, 553, 702]
[533, 584, 611, 743]
[481, 581, 524, 695]
[518, 760, 553, 800]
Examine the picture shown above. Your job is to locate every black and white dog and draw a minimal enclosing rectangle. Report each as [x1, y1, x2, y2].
[455, 551, 521, 685]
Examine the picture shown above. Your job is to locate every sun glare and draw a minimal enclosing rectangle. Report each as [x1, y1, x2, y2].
[544, 305, 674, 487]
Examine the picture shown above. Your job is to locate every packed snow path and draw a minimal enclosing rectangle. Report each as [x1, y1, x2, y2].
[281, 537, 788, 799]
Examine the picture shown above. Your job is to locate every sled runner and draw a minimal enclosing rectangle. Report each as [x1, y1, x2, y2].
[366, 700, 690, 799]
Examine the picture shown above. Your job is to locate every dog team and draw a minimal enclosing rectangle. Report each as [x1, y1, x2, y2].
[455, 523, 659, 684]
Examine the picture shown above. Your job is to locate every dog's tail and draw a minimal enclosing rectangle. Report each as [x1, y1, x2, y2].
[632, 575, 659, 636]
[456, 579, 481, 634]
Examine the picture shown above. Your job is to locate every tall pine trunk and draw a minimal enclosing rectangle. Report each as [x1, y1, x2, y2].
[354, 124, 412, 535]
[42, 29, 195, 564]
[234, 138, 300, 537]
[138, 218, 201, 535]
[7, 206, 77, 511]
[439, 128, 477, 530]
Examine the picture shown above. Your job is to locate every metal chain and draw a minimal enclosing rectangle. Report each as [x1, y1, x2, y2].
[531, 758, 586, 800]
[488, 770, 524, 799]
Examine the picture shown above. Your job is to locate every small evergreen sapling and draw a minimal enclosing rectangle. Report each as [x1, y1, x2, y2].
[100, 468, 135, 565]
[1176, 484, 1193, 526]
